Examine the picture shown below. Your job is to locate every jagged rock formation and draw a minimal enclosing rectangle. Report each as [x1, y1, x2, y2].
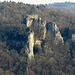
[53, 22, 64, 44]
[25, 14, 64, 60]
[42, 21, 46, 40]
[26, 14, 46, 41]
[26, 14, 39, 27]
[25, 14, 47, 60]
[46, 22, 64, 44]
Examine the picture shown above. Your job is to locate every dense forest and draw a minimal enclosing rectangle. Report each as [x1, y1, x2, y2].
[0, 1, 75, 75]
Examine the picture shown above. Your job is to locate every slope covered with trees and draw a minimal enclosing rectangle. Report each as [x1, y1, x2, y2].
[0, 1, 75, 75]
[45, 2, 75, 14]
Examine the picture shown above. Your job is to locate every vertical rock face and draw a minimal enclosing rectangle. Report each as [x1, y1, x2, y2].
[28, 31, 34, 60]
[25, 14, 64, 60]
[43, 26, 46, 39]
[42, 21, 46, 40]
[26, 14, 46, 40]
[25, 14, 47, 60]
[53, 22, 64, 44]
[46, 22, 64, 44]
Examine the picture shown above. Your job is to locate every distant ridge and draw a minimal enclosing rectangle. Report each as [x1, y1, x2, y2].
[45, 2, 75, 14]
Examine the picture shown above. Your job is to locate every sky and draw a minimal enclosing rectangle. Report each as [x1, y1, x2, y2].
[0, 0, 75, 4]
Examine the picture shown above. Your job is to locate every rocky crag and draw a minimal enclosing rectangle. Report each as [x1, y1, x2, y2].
[25, 14, 64, 60]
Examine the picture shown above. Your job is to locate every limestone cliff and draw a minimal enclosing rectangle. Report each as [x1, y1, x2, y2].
[26, 14, 46, 40]
[25, 14, 64, 60]
[25, 14, 47, 60]
[46, 22, 64, 44]
[53, 22, 64, 44]
[42, 21, 46, 40]
[28, 31, 34, 60]
[26, 14, 46, 42]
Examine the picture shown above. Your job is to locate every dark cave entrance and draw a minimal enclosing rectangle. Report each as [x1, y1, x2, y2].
[33, 46, 39, 55]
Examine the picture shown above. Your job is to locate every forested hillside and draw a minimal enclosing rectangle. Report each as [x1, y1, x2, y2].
[45, 2, 75, 14]
[0, 1, 75, 75]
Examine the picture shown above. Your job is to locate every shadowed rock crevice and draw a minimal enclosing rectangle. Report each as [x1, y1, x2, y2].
[33, 46, 39, 55]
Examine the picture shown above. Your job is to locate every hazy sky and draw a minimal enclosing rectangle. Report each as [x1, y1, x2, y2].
[0, 0, 75, 4]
